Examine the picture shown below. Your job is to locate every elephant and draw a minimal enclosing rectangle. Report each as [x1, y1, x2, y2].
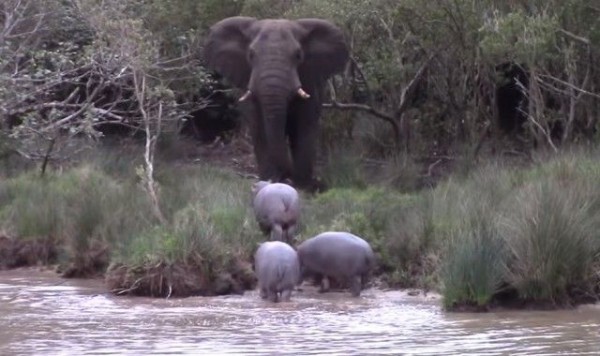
[252, 180, 301, 243]
[297, 231, 375, 297]
[254, 240, 301, 302]
[204, 17, 349, 191]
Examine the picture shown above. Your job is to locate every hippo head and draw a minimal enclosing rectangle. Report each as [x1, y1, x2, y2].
[251, 180, 271, 197]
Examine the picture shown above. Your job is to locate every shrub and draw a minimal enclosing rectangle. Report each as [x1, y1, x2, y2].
[501, 179, 600, 304]
[441, 214, 506, 310]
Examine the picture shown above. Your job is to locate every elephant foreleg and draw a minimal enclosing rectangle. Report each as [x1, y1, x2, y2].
[244, 101, 274, 180]
[288, 99, 320, 189]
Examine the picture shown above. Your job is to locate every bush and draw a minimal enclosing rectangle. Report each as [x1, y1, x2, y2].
[106, 163, 263, 297]
[437, 152, 600, 310]
[501, 178, 600, 304]
[441, 212, 506, 310]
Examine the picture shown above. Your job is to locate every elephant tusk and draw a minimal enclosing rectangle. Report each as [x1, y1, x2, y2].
[238, 90, 252, 102]
[297, 88, 310, 99]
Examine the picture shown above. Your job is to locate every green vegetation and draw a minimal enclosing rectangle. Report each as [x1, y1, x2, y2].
[0, 152, 265, 295]
[436, 151, 600, 310]
[1, 0, 600, 311]
[3, 148, 600, 310]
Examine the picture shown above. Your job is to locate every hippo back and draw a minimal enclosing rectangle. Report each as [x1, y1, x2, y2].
[254, 241, 301, 290]
[297, 232, 374, 278]
[253, 183, 300, 229]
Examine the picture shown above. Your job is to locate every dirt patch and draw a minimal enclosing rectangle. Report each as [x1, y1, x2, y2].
[105, 258, 257, 298]
[186, 135, 258, 178]
[0, 235, 57, 269]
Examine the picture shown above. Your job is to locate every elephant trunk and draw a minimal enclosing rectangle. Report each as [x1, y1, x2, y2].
[247, 56, 305, 180]
[258, 88, 292, 179]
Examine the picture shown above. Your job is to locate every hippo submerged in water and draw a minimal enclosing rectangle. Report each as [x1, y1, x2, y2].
[253, 241, 301, 303]
[252, 181, 301, 244]
[297, 231, 375, 297]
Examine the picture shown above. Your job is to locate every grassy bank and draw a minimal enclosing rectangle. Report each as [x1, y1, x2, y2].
[0, 153, 264, 296]
[1, 148, 600, 309]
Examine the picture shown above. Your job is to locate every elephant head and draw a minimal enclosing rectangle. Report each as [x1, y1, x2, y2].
[204, 17, 349, 190]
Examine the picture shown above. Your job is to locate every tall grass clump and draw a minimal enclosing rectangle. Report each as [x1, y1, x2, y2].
[501, 179, 600, 306]
[437, 152, 600, 310]
[441, 212, 506, 310]
[320, 147, 366, 189]
[0, 165, 143, 274]
[434, 162, 521, 310]
[106, 163, 263, 297]
[0, 173, 68, 240]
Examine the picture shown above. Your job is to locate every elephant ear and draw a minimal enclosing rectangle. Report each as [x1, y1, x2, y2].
[295, 19, 349, 84]
[204, 16, 257, 88]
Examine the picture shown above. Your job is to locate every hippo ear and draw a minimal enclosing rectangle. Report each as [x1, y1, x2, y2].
[251, 181, 261, 195]
[252, 181, 270, 195]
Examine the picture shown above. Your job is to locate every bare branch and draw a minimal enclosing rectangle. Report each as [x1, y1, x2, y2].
[558, 29, 590, 45]
[42, 79, 104, 131]
[323, 101, 400, 143]
[349, 56, 375, 106]
[134, 69, 167, 225]
[396, 53, 436, 117]
[537, 74, 600, 99]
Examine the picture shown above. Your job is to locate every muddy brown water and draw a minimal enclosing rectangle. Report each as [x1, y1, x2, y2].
[1, 269, 599, 355]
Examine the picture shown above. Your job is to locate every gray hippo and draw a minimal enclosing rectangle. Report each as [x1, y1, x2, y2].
[254, 240, 301, 302]
[252, 181, 301, 243]
[297, 231, 376, 297]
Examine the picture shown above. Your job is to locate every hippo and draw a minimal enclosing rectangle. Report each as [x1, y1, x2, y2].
[253, 240, 301, 302]
[297, 231, 376, 297]
[252, 181, 301, 243]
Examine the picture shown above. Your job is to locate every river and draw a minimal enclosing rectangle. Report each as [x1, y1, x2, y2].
[1, 269, 599, 355]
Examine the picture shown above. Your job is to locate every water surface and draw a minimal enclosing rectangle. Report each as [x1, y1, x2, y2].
[1, 269, 599, 355]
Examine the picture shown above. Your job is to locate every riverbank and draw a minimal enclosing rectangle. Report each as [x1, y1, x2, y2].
[2, 146, 600, 311]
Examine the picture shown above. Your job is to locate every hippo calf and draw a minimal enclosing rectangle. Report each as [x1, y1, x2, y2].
[252, 181, 301, 243]
[254, 241, 301, 302]
[297, 231, 375, 297]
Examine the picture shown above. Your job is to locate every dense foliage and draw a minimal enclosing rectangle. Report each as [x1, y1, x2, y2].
[2, 0, 599, 162]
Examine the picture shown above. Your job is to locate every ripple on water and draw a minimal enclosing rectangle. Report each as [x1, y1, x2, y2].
[1, 272, 600, 355]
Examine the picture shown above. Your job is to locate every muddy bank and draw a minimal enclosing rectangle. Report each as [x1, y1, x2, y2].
[0, 235, 57, 270]
[0, 235, 109, 279]
[1, 236, 597, 313]
[105, 259, 256, 298]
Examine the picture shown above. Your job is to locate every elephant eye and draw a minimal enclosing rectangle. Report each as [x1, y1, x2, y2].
[294, 50, 303, 62]
[248, 49, 256, 62]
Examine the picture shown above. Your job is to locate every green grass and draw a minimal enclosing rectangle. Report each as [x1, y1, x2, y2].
[436, 151, 600, 309]
[441, 210, 506, 309]
[2, 145, 600, 307]
[501, 180, 599, 304]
